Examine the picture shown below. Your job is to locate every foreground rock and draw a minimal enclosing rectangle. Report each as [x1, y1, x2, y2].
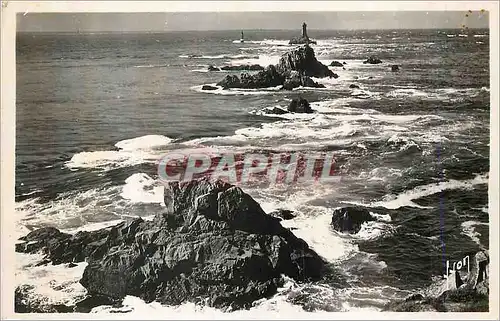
[385, 251, 489, 312]
[363, 56, 383, 64]
[331, 206, 375, 234]
[216, 45, 335, 90]
[16, 179, 326, 311]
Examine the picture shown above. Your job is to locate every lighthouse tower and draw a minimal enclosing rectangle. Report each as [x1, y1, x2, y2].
[302, 22, 308, 38]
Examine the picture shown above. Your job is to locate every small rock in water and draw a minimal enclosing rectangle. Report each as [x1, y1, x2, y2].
[268, 209, 296, 220]
[207, 65, 220, 71]
[201, 85, 219, 91]
[363, 56, 383, 64]
[330, 206, 375, 234]
[391, 64, 400, 72]
[330, 60, 343, 67]
[288, 97, 313, 113]
[349, 84, 360, 89]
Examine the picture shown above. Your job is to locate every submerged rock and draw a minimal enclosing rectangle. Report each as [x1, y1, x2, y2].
[349, 84, 360, 89]
[391, 64, 400, 72]
[330, 206, 375, 234]
[363, 56, 383, 64]
[207, 65, 220, 71]
[16, 179, 326, 310]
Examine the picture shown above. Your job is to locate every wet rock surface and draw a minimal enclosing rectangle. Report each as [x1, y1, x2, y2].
[16, 179, 326, 311]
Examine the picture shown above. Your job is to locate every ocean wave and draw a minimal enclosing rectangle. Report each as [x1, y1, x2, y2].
[66, 135, 172, 170]
[192, 84, 283, 96]
[229, 54, 280, 67]
[120, 173, 165, 205]
[461, 221, 488, 246]
[133, 64, 169, 68]
[366, 173, 489, 209]
[179, 54, 259, 59]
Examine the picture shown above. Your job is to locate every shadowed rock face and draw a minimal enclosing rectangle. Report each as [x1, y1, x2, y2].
[16, 179, 326, 311]
[277, 45, 335, 78]
[330, 207, 375, 234]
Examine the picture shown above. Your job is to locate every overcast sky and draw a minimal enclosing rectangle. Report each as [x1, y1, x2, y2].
[17, 11, 489, 32]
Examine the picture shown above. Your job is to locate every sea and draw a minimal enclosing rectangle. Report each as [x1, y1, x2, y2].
[15, 29, 490, 315]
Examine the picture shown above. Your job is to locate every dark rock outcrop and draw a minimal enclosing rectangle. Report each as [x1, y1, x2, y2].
[363, 56, 383, 64]
[268, 209, 297, 221]
[330, 206, 375, 234]
[349, 84, 360, 89]
[201, 85, 219, 91]
[16, 179, 326, 311]
[391, 64, 400, 72]
[282, 71, 326, 90]
[262, 106, 289, 115]
[216, 45, 334, 90]
[385, 251, 490, 312]
[330, 60, 344, 67]
[220, 64, 264, 71]
[217, 65, 285, 89]
[277, 45, 335, 78]
[288, 97, 313, 113]
[208, 65, 220, 71]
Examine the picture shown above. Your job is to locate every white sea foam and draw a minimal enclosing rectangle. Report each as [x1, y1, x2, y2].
[461, 221, 488, 246]
[192, 84, 283, 96]
[66, 135, 172, 170]
[228, 54, 280, 67]
[16, 253, 88, 307]
[365, 173, 489, 209]
[120, 173, 165, 205]
[115, 134, 172, 151]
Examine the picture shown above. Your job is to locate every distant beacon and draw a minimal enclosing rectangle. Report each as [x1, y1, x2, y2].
[289, 21, 317, 45]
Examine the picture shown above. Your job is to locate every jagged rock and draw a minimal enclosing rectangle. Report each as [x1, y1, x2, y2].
[330, 207, 375, 234]
[201, 85, 219, 91]
[363, 56, 383, 64]
[15, 285, 75, 313]
[277, 45, 334, 78]
[282, 71, 325, 90]
[16, 179, 326, 310]
[391, 64, 400, 72]
[343, 62, 347, 65]
[216, 45, 333, 90]
[220, 64, 264, 71]
[207, 65, 220, 71]
[330, 60, 343, 67]
[349, 84, 360, 89]
[268, 209, 296, 221]
[288, 97, 313, 113]
[216, 66, 285, 89]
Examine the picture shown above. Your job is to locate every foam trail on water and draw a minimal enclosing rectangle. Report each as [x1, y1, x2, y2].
[121, 173, 165, 205]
